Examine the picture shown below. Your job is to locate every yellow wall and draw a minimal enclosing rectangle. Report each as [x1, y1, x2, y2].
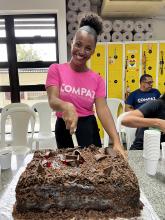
[88, 43, 107, 139]
[107, 43, 123, 99]
[125, 43, 141, 98]
[89, 41, 164, 100]
[158, 43, 165, 94]
[89, 43, 106, 80]
[142, 43, 158, 88]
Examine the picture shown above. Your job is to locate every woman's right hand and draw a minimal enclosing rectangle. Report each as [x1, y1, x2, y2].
[62, 103, 78, 134]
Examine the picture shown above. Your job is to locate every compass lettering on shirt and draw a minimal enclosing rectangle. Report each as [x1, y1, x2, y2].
[61, 83, 95, 99]
[137, 97, 156, 103]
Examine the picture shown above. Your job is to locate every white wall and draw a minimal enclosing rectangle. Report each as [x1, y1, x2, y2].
[0, 0, 67, 63]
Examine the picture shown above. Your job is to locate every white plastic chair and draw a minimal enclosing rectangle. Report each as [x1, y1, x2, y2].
[104, 98, 125, 147]
[31, 102, 56, 150]
[116, 112, 137, 150]
[0, 107, 36, 155]
[0, 103, 30, 146]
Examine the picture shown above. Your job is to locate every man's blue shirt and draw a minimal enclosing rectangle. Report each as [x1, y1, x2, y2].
[125, 88, 161, 109]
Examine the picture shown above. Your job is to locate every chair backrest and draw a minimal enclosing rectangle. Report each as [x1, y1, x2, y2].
[106, 98, 125, 126]
[0, 103, 30, 134]
[32, 102, 53, 135]
[1, 103, 29, 114]
[117, 112, 137, 150]
[1, 107, 36, 148]
[103, 98, 125, 147]
[116, 112, 129, 143]
[0, 102, 32, 142]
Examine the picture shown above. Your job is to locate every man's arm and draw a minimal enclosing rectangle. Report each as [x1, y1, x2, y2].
[125, 91, 135, 112]
[122, 109, 165, 132]
[125, 104, 134, 112]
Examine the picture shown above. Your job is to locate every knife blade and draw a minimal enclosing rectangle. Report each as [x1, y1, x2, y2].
[72, 133, 78, 147]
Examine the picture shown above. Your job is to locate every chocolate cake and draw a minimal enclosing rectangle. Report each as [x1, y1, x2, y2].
[13, 146, 143, 219]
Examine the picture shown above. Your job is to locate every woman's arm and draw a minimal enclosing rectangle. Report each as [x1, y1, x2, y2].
[46, 86, 78, 134]
[122, 110, 165, 132]
[95, 97, 125, 158]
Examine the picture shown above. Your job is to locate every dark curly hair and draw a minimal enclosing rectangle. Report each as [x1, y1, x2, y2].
[78, 12, 103, 36]
[140, 74, 152, 83]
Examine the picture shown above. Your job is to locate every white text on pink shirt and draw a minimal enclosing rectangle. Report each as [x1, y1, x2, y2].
[61, 83, 95, 99]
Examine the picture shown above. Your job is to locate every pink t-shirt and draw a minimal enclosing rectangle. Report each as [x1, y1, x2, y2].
[45, 63, 106, 117]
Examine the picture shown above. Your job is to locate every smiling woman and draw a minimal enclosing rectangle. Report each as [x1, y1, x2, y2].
[46, 12, 125, 158]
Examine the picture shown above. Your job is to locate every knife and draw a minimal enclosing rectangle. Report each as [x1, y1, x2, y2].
[72, 133, 78, 147]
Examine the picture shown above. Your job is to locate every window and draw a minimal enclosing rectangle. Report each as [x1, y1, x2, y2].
[0, 19, 6, 37]
[0, 14, 58, 107]
[14, 17, 56, 37]
[0, 44, 7, 62]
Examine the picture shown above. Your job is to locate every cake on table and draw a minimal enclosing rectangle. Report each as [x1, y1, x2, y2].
[13, 146, 143, 219]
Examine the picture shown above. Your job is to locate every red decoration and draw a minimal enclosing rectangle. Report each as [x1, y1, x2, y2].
[47, 161, 52, 167]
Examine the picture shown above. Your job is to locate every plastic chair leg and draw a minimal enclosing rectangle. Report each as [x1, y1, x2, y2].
[36, 141, 40, 150]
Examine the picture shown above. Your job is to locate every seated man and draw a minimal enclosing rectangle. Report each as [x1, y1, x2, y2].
[125, 74, 161, 149]
[125, 74, 160, 112]
[122, 94, 165, 149]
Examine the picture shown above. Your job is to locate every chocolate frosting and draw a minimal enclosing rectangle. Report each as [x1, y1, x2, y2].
[13, 146, 143, 219]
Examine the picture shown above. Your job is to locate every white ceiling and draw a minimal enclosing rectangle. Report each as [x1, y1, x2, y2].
[100, 0, 165, 18]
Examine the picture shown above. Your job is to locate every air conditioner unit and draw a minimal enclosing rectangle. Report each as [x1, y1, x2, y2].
[101, 0, 165, 18]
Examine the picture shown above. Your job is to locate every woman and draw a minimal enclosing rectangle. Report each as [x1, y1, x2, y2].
[122, 93, 165, 149]
[46, 12, 125, 157]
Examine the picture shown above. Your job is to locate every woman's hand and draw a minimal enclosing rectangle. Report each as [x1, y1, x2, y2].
[113, 144, 127, 160]
[62, 103, 78, 134]
[46, 86, 78, 134]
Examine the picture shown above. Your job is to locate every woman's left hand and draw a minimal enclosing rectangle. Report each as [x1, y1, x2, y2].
[113, 145, 127, 160]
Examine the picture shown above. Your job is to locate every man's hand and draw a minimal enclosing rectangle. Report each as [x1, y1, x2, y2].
[157, 119, 165, 133]
[62, 103, 78, 134]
